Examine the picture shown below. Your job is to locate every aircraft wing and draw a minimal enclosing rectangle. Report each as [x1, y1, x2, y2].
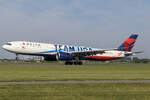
[67, 50, 106, 57]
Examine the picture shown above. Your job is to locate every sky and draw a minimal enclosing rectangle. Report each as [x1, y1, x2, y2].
[0, 0, 149, 58]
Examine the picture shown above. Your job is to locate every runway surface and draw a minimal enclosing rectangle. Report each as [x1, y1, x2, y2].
[0, 80, 150, 85]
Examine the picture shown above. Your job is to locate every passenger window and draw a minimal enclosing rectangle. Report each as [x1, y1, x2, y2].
[27, 43, 29, 45]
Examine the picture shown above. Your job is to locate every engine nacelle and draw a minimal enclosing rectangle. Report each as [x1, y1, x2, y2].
[44, 52, 73, 61]
[44, 55, 57, 61]
[57, 52, 73, 61]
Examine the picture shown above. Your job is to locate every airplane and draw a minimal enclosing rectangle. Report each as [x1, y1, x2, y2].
[2, 34, 141, 65]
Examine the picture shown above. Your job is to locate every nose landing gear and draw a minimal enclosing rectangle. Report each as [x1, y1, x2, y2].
[16, 54, 19, 61]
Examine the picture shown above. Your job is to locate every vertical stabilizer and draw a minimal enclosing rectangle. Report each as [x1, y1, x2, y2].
[118, 34, 138, 52]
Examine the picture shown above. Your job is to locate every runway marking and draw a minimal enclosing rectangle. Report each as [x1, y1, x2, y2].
[0, 80, 150, 85]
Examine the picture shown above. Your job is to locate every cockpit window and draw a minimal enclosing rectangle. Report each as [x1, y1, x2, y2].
[6, 43, 12, 46]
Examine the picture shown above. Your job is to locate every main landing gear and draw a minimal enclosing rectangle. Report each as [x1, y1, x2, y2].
[65, 61, 83, 65]
[65, 57, 83, 65]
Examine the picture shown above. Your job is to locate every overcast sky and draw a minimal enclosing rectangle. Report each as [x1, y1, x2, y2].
[0, 0, 149, 58]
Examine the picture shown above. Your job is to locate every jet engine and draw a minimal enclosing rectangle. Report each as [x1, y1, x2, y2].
[56, 52, 73, 61]
[44, 55, 57, 61]
[44, 52, 73, 61]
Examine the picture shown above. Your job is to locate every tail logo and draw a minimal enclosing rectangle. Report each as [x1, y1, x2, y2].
[118, 34, 138, 52]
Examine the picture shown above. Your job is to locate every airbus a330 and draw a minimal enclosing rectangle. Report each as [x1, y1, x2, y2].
[2, 34, 141, 65]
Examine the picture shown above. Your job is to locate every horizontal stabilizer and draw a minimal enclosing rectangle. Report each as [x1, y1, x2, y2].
[125, 51, 143, 56]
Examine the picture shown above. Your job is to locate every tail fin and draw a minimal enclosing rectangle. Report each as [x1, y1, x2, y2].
[118, 34, 138, 52]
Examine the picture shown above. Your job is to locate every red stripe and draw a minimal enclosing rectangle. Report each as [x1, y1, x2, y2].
[124, 38, 136, 51]
[86, 56, 122, 60]
[126, 38, 136, 44]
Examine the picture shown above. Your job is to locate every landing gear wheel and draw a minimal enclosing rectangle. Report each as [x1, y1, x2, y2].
[65, 62, 69, 65]
[65, 60, 83, 65]
[73, 61, 83, 65]
[78, 61, 83, 65]
[74, 62, 77, 65]
[65, 61, 73, 65]
[69, 62, 73, 65]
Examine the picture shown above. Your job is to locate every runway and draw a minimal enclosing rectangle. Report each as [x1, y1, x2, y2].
[0, 80, 150, 85]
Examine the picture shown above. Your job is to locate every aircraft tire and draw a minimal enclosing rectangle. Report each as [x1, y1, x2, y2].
[73, 61, 83, 65]
[65, 62, 69, 65]
[78, 61, 83, 65]
[65, 61, 73, 65]
[69, 62, 73, 65]
[65, 61, 82, 65]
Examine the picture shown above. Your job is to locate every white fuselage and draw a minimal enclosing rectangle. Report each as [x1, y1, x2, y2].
[2, 41, 126, 61]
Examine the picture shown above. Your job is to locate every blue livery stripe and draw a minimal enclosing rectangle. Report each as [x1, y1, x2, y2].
[129, 34, 138, 39]
[39, 50, 56, 54]
[129, 41, 135, 47]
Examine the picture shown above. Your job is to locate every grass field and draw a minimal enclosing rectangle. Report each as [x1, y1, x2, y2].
[0, 63, 149, 81]
[0, 63, 150, 100]
[0, 83, 150, 100]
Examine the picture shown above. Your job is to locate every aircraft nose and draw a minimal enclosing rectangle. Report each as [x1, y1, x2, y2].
[2, 45, 7, 49]
[2, 45, 9, 50]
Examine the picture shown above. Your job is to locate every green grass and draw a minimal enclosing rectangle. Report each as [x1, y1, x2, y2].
[0, 63, 149, 81]
[0, 83, 150, 100]
[0, 63, 150, 100]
